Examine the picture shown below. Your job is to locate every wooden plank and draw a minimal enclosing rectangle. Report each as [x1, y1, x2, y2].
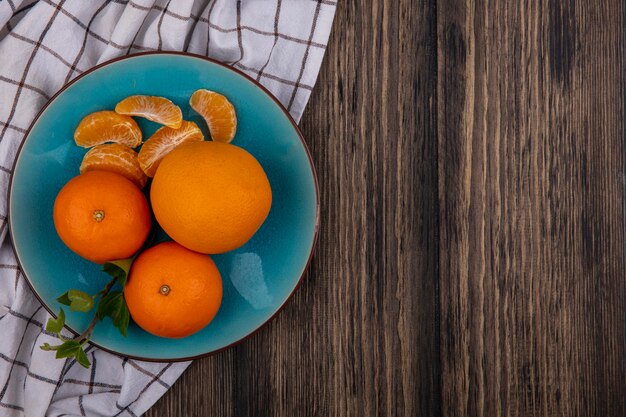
[147, 0, 440, 415]
[437, 1, 626, 416]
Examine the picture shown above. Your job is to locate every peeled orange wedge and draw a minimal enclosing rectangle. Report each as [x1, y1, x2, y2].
[115, 95, 183, 129]
[80, 143, 148, 188]
[138, 121, 204, 177]
[74, 111, 142, 148]
[189, 89, 237, 143]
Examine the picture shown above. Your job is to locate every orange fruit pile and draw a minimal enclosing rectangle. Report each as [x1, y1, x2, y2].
[124, 242, 223, 338]
[54, 89, 270, 339]
[53, 171, 151, 264]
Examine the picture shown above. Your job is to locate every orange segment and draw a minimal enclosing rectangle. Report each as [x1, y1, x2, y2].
[189, 89, 237, 143]
[115, 95, 183, 129]
[80, 143, 148, 188]
[74, 111, 142, 148]
[138, 121, 204, 177]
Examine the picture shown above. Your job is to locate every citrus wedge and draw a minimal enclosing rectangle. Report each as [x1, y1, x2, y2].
[138, 121, 204, 177]
[80, 143, 148, 188]
[74, 111, 142, 148]
[115, 95, 183, 129]
[189, 89, 237, 143]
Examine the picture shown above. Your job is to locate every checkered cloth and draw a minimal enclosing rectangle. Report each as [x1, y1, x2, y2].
[0, 0, 336, 416]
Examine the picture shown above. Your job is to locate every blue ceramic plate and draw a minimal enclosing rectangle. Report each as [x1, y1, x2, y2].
[9, 52, 319, 361]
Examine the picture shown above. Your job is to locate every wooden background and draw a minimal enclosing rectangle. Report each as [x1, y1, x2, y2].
[147, 0, 625, 416]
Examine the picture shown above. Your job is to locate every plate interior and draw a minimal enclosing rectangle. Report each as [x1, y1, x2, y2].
[10, 54, 318, 360]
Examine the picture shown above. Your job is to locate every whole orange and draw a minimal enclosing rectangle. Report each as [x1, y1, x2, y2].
[124, 242, 223, 338]
[53, 170, 151, 264]
[150, 141, 272, 254]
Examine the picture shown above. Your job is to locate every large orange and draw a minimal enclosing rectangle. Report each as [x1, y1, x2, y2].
[53, 171, 151, 264]
[124, 242, 222, 338]
[151, 141, 272, 254]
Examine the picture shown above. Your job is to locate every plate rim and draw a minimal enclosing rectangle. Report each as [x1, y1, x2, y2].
[7, 51, 320, 362]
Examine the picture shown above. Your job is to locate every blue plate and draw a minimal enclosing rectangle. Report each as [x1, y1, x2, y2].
[9, 52, 319, 361]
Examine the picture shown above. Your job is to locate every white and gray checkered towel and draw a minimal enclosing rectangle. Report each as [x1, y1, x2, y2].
[0, 1, 335, 416]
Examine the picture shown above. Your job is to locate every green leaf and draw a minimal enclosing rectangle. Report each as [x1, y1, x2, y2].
[96, 291, 130, 336]
[55, 340, 81, 359]
[46, 309, 65, 333]
[97, 291, 123, 321]
[40, 342, 61, 351]
[114, 299, 130, 337]
[75, 346, 91, 368]
[102, 258, 133, 286]
[56, 292, 71, 306]
[67, 289, 94, 312]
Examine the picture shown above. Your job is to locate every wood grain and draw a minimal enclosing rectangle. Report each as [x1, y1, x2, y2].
[147, 0, 625, 416]
[437, 0, 625, 416]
